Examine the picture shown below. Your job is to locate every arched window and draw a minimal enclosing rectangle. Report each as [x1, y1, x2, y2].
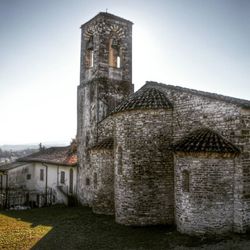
[117, 146, 123, 175]
[182, 170, 190, 192]
[86, 36, 94, 68]
[109, 37, 121, 68]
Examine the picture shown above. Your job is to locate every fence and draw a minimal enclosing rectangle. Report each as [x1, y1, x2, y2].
[0, 188, 55, 209]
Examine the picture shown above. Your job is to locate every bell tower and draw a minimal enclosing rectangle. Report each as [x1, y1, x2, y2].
[80, 12, 133, 83]
[77, 12, 134, 205]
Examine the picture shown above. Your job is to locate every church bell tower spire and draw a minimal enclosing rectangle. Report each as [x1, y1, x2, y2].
[77, 12, 134, 205]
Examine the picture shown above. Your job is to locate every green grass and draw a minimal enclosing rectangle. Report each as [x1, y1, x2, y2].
[0, 206, 250, 250]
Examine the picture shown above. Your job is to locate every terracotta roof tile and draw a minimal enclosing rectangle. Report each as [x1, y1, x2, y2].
[90, 138, 114, 150]
[112, 87, 173, 114]
[18, 146, 77, 166]
[173, 128, 240, 154]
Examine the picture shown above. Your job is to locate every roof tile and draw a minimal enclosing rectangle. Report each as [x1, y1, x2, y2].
[112, 87, 173, 114]
[173, 128, 240, 154]
[90, 138, 114, 150]
[18, 146, 77, 166]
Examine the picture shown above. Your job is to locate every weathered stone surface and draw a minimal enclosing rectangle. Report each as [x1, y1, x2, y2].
[175, 156, 235, 235]
[173, 127, 240, 155]
[90, 148, 114, 215]
[80, 12, 133, 84]
[146, 81, 250, 233]
[240, 108, 250, 230]
[76, 12, 250, 235]
[77, 13, 133, 206]
[114, 109, 174, 225]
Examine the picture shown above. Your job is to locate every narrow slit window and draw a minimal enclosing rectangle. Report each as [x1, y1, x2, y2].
[86, 35, 94, 68]
[109, 37, 120, 68]
[117, 146, 123, 175]
[86, 178, 90, 186]
[182, 170, 190, 192]
[94, 173, 97, 189]
[40, 169, 44, 181]
[90, 50, 94, 67]
[86, 50, 94, 68]
[60, 171, 65, 184]
[117, 56, 120, 68]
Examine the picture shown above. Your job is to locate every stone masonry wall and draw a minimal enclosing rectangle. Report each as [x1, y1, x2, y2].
[154, 84, 247, 231]
[240, 108, 250, 230]
[77, 81, 98, 205]
[77, 13, 133, 206]
[80, 13, 132, 84]
[97, 78, 133, 122]
[77, 79, 132, 206]
[175, 156, 235, 235]
[155, 85, 242, 143]
[97, 115, 114, 141]
[114, 109, 174, 225]
[90, 149, 114, 215]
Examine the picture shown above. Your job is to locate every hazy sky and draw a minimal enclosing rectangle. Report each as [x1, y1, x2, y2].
[0, 0, 249, 145]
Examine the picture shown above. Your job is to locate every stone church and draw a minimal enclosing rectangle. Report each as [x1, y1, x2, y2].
[76, 12, 250, 235]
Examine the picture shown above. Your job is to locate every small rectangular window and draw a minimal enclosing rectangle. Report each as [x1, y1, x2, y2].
[182, 170, 190, 192]
[27, 174, 31, 180]
[94, 173, 97, 189]
[40, 169, 44, 181]
[86, 178, 90, 186]
[60, 171, 65, 184]
[117, 146, 123, 175]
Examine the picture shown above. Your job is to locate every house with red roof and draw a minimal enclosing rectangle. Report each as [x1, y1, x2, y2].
[0, 141, 77, 208]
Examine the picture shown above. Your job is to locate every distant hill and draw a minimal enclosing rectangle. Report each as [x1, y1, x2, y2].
[0, 142, 68, 151]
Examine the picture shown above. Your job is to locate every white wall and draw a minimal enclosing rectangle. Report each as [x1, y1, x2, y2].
[0, 173, 7, 190]
[1, 163, 77, 205]
[33, 163, 77, 205]
[7, 163, 34, 190]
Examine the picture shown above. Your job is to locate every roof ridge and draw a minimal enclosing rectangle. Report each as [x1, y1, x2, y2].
[81, 12, 133, 28]
[17, 145, 77, 166]
[111, 86, 173, 115]
[145, 81, 250, 108]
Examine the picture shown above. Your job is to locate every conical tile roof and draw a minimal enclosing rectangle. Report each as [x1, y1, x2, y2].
[90, 138, 114, 150]
[112, 87, 172, 114]
[173, 128, 240, 154]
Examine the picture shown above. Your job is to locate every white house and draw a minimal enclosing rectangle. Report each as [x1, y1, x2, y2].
[0, 144, 77, 208]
